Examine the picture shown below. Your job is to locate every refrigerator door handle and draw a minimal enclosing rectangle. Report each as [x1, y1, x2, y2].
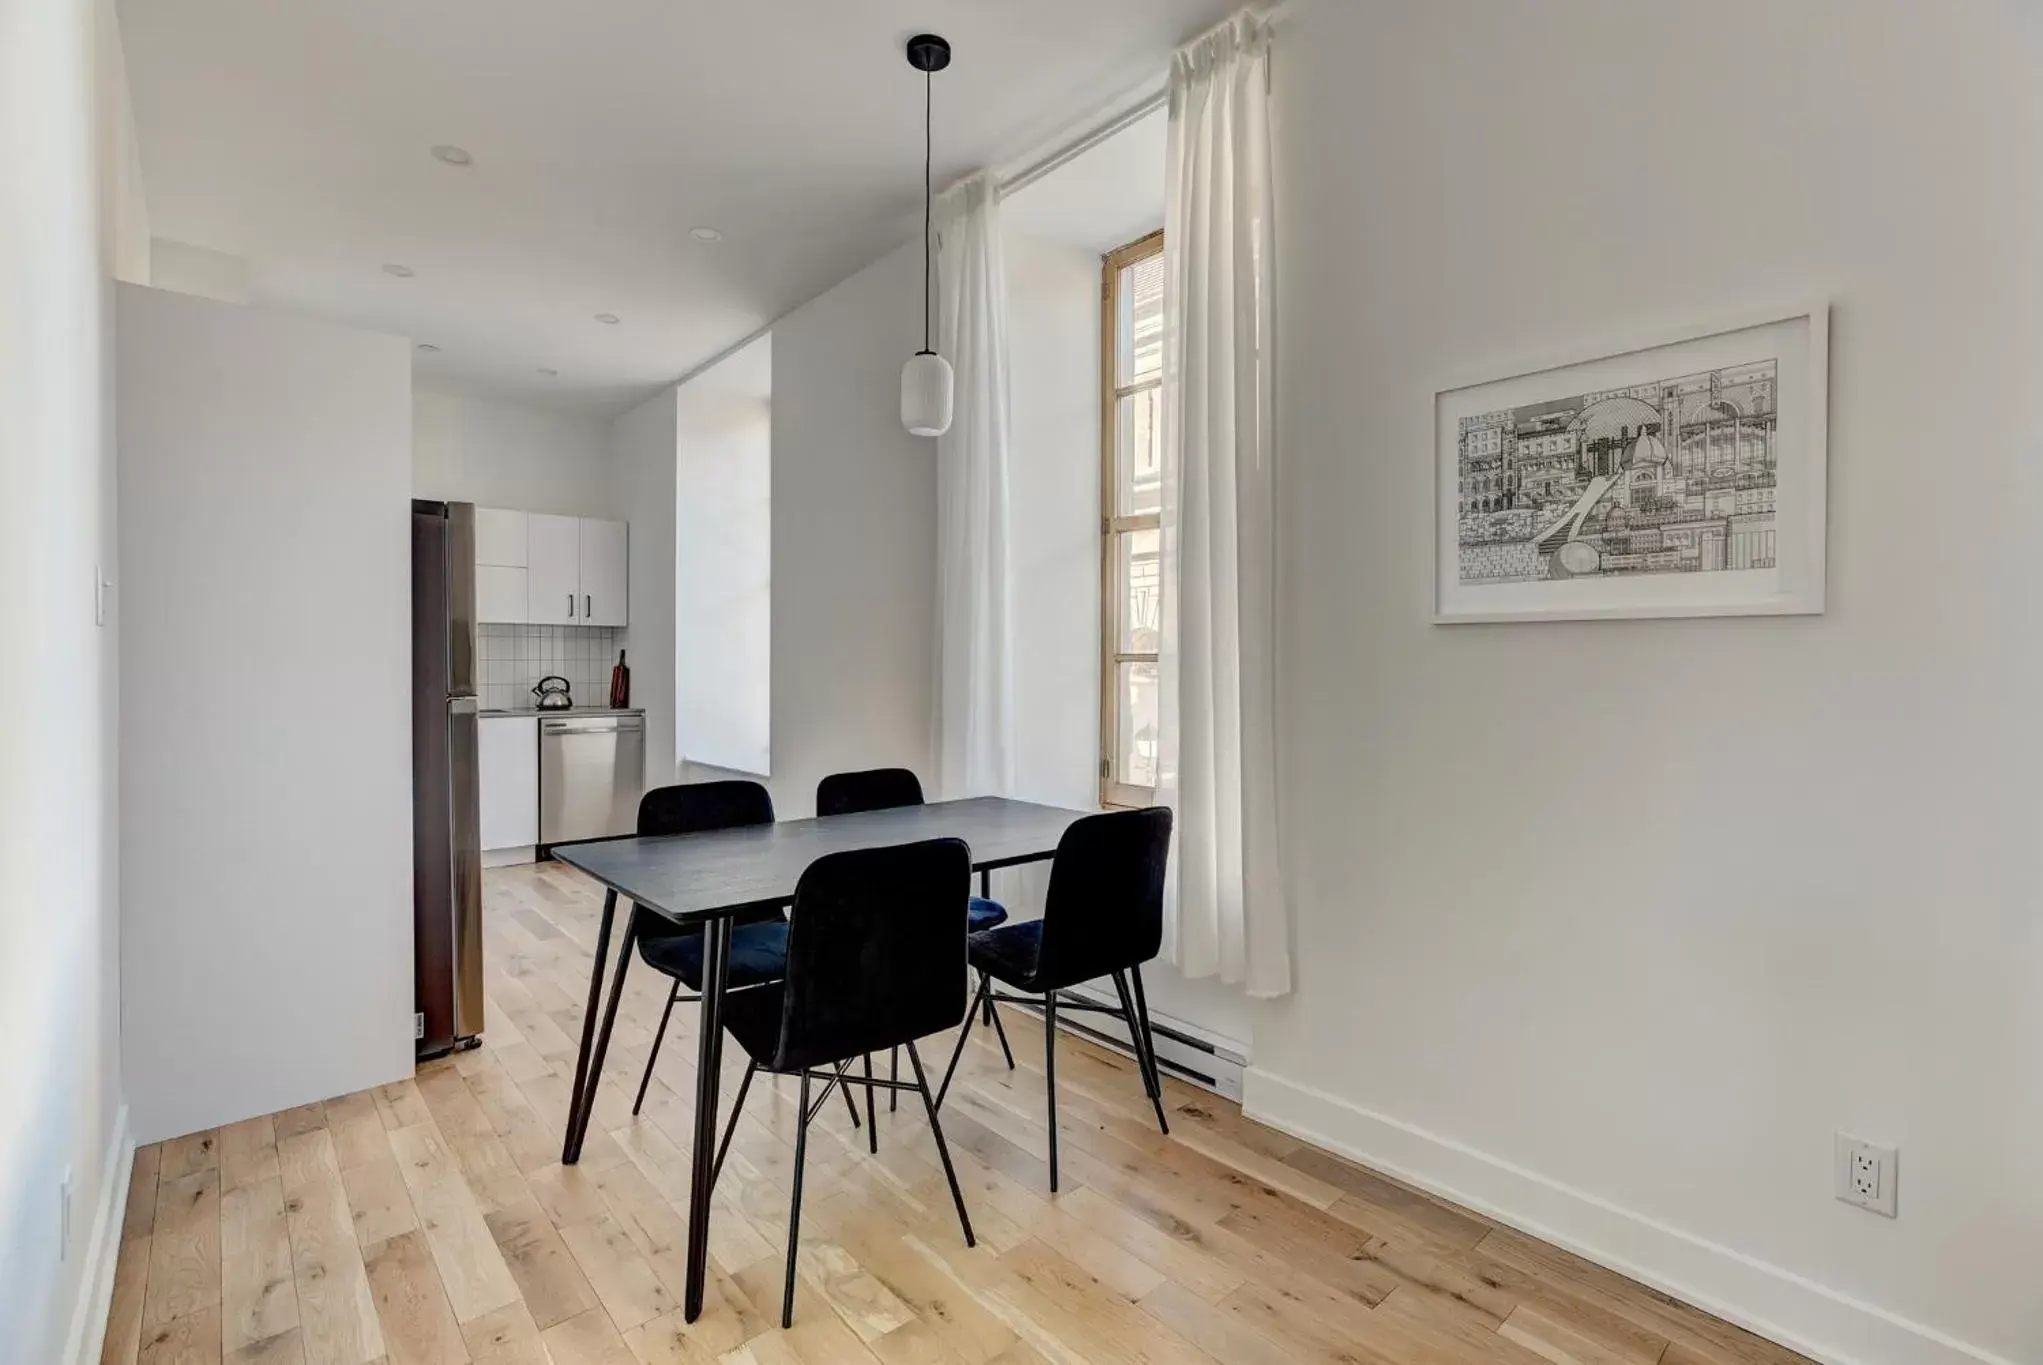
[446, 695, 485, 1041]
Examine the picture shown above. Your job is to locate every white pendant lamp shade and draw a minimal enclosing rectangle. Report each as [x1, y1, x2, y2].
[902, 351, 954, 437]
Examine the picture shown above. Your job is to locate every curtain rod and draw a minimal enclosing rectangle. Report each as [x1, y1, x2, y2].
[996, 1, 1293, 198]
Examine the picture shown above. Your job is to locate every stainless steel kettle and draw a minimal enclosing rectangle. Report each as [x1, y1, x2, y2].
[532, 676, 573, 710]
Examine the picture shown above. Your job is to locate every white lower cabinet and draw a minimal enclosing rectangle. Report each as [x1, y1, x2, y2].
[479, 715, 539, 858]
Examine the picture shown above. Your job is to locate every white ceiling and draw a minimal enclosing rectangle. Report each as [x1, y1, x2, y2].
[121, 0, 1229, 412]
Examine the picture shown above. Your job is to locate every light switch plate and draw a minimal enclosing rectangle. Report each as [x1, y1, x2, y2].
[1835, 1132, 1897, 1217]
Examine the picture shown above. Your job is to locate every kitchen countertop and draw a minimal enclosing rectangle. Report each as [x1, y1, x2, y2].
[480, 706, 645, 718]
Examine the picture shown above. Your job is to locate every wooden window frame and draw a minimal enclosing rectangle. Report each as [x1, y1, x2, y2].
[1099, 229, 1165, 808]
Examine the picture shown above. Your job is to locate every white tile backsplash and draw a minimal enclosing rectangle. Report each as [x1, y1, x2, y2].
[477, 624, 627, 710]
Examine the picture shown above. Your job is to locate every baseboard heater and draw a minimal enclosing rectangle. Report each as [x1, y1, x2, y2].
[1001, 985, 1248, 1102]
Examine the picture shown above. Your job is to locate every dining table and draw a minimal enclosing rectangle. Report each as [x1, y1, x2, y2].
[550, 794, 1093, 1321]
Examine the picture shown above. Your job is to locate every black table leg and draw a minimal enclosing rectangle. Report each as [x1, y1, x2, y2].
[563, 889, 619, 1163]
[682, 915, 732, 1321]
[565, 903, 640, 1164]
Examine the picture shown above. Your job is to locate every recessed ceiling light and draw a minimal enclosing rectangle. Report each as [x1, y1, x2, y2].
[688, 226, 723, 243]
[537, 367, 559, 377]
[383, 263, 415, 278]
[430, 144, 473, 167]
[594, 313, 620, 325]
[416, 343, 440, 353]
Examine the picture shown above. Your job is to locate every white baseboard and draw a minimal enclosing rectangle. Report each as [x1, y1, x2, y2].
[483, 846, 535, 868]
[1243, 1070, 2012, 1365]
[60, 1103, 133, 1365]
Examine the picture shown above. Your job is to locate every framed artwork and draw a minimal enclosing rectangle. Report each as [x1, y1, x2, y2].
[1434, 303, 1828, 623]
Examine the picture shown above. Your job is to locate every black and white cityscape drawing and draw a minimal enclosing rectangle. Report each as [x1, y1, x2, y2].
[1456, 360, 1778, 585]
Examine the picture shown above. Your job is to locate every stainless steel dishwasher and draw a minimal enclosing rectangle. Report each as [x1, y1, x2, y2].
[539, 712, 645, 847]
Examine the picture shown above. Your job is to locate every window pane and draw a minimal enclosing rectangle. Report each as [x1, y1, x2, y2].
[1116, 661, 1160, 790]
[1117, 529, 1161, 654]
[1116, 388, 1163, 516]
[1116, 251, 1165, 387]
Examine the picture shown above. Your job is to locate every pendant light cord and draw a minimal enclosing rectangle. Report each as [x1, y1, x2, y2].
[921, 66, 934, 355]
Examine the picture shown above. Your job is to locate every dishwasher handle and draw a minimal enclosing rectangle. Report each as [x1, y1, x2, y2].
[541, 715, 644, 735]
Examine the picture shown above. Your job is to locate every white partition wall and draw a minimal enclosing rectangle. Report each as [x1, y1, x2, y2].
[676, 335, 772, 777]
[117, 284, 415, 1143]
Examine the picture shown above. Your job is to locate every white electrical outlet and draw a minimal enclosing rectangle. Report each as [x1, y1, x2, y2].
[1835, 1132, 1897, 1217]
[59, 1166, 73, 1262]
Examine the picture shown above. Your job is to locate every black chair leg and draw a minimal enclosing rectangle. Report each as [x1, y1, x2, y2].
[905, 1041, 974, 1248]
[1043, 992, 1060, 1193]
[1112, 970, 1169, 1135]
[709, 1060, 756, 1190]
[1129, 964, 1169, 1136]
[888, 1046, 900, 1114]
[982, 971, 1016, 1070]
[784, 1071, 812, 1328]
[862, 1053, 877, 1154]
[633, 981, 682, 1117]
[935, 978, 983, 1109]
[841, 1070, 862, 1130]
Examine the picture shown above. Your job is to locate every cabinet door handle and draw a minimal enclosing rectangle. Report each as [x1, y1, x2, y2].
[585, 594, 592, 618]
[567, 594, 575, 618]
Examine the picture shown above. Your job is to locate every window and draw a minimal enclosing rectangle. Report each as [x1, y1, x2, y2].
[1100, 230, 1163, 807]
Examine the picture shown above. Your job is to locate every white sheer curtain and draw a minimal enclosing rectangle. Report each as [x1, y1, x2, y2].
[1158, 11, 1290, 998]
[933, 172, 1015, 799]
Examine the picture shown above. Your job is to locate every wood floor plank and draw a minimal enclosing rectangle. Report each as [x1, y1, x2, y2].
[138, 1303, 223, 1365]
[223, 1327, 307, 1365]
[460, 1301, 551, 1365]
[220, 1176, 300, 1352]
[363, 1228, 472, 1365]
[278, 1129, 386, 1365]
[559, 1212, 679, 1330]
[386, 1122, 521, 1324]
[482, 1198, 598, 1330]
[162, 1132, 223, 1182]
[542, 1305, 641, 1365]
[340, 1149, 421, 1248]
[103, 1234, 154, 1365]
[127, 1145, 165, 1240]
[146, 1169, 224, 1329]
[220, 1118, 282, 1193]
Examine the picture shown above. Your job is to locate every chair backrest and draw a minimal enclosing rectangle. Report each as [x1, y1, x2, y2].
[815, 767, 924, 818]
[637, 780, 774, 837]
[1034, 807, 1174, 991]
[771, 838, 971, 1072]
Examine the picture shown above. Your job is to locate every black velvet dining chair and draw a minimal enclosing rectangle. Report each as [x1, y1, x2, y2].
[705, 837, 978, 1327]
[816, 767, 1017, 1115]
[627, 781, 858, 1135]
[937, 806, 1174, 1192]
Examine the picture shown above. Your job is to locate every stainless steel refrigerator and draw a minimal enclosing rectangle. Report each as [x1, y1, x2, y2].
[412, 500, 485, 1057]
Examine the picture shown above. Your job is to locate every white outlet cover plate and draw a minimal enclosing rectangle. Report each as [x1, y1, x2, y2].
[1835, 1131, 1898, 1217]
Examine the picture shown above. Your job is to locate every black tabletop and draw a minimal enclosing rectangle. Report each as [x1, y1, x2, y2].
[552, 796, 1094, 925]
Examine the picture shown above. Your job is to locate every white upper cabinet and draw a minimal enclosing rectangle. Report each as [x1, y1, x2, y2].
[577, 517, 629, 626]
[525, 512, 581, 624]
[474, 507, 529, 567]
[473, 506, 629, 626]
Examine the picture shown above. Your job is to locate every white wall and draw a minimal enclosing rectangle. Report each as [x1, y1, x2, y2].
[613, 386, 680, 788]
[413, 386, 615, 518]
[149, 237, 248, 303]
[119, 285, 415, 1145]
[1252, 5, 2043, 1365]
[675, 336, 772, 778]
[0, 0, 131, 1355]
[738, 245, 936, 817]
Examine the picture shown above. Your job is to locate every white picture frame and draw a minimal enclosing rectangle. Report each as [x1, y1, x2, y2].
[1434, 302, 1829, 624]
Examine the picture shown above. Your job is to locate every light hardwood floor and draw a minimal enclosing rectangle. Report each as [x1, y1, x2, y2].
[103, 860, 1812, 1365]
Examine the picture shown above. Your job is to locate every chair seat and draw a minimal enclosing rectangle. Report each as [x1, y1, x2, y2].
[639, 920, 790, 989]
[718, 982, 791, 1068]
[967, 919, 1043, 989]
[967, 896, 1008, 932]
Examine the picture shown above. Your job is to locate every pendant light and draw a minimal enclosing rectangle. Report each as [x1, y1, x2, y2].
[901, 33, 954, 438]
